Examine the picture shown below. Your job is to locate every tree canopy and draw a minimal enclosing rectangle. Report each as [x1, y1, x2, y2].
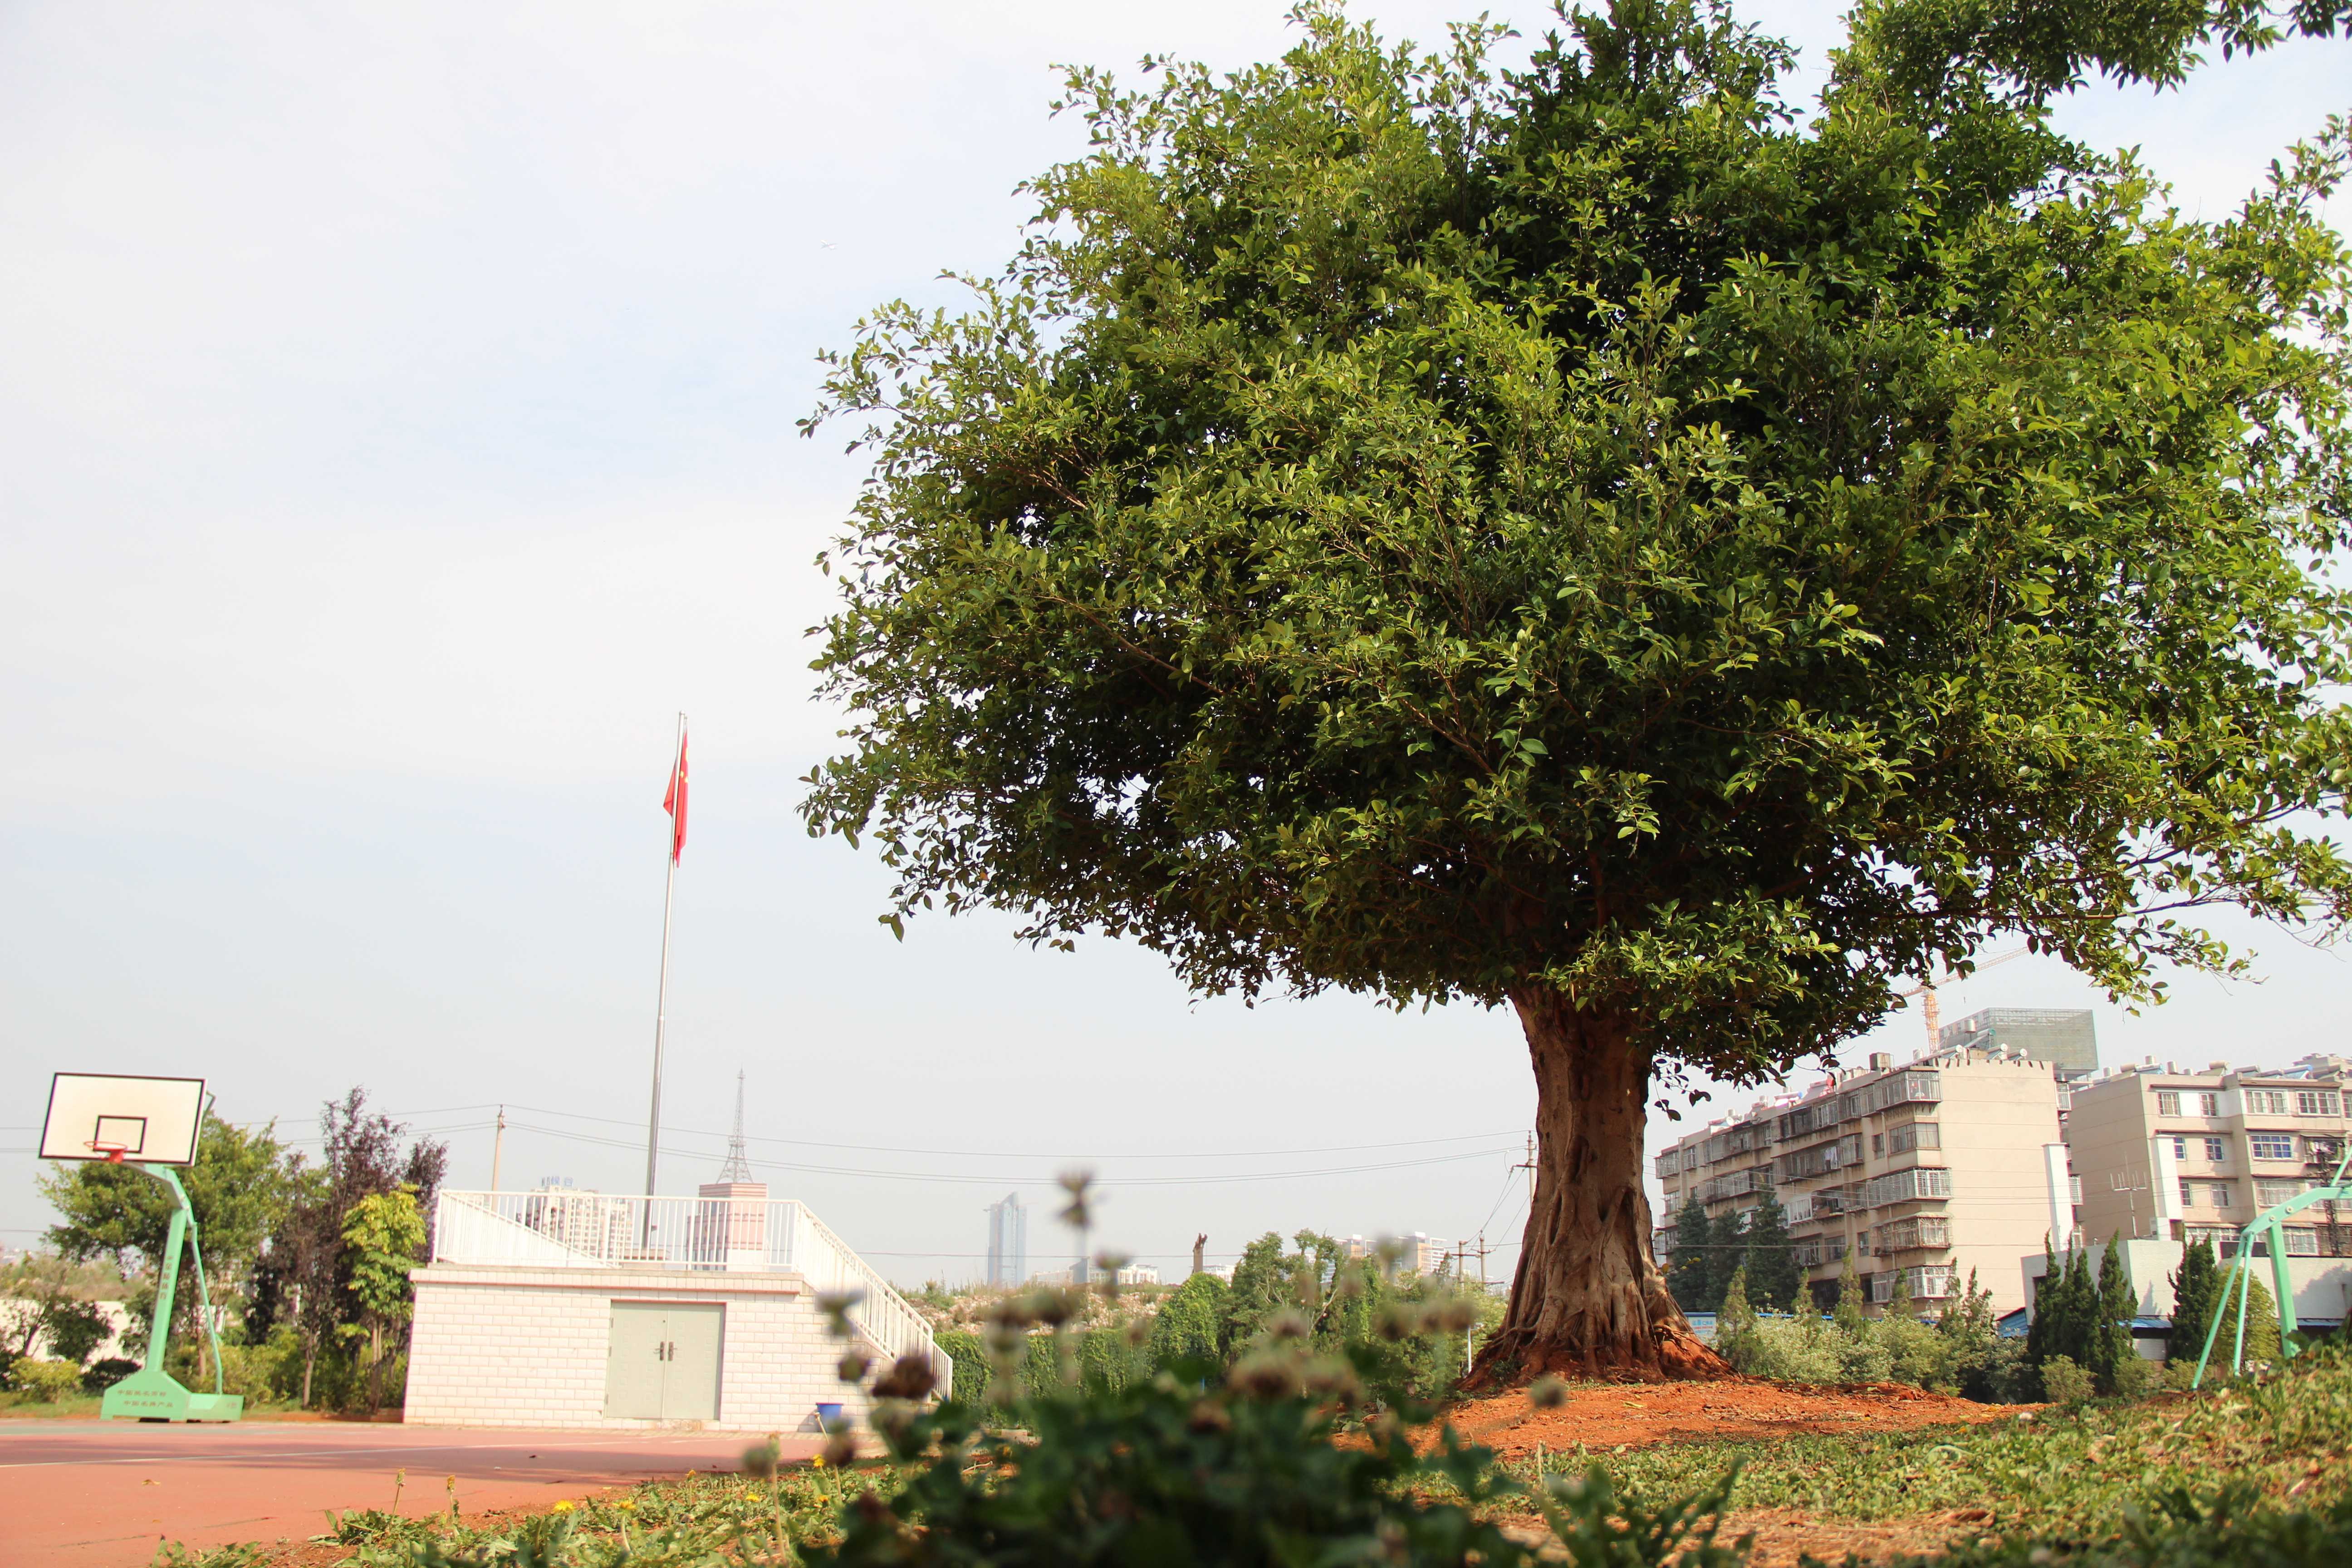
[805, 0, 2351, 1085]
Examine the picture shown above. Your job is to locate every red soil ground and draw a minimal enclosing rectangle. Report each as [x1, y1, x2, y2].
[1444, 1374, 2014, 1457]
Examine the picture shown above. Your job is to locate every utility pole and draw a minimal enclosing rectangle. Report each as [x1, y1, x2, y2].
[490, 1106, 506, 1193]
[1514, 1133, 1536, 1207]
[1191, 1234, 1206, 1278]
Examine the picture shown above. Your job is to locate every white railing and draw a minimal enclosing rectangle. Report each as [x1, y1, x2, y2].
[431, 1191, 943, 1390]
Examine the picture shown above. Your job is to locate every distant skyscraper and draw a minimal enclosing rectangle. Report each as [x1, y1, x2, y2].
[985, 1193, 1028, 1287]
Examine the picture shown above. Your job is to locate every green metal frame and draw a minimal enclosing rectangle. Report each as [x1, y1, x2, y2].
[98, 1164, 243, 1421]
[2191, 1140, 2352, 1389]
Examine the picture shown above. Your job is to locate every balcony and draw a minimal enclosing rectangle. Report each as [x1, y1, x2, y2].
[1874, 1216, 1953, 1252]
[1859, 1167, 1953, 1209]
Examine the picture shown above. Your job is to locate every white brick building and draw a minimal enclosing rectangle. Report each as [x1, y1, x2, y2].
[405, 1185, 944, 1431]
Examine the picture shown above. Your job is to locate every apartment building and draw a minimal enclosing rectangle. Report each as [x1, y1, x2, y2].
[2062, 1054, 2350, 1256]
[1656, 1047, 2064, 1316]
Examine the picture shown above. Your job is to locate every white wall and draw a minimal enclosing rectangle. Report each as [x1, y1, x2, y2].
[406, 1265, 889, 1431]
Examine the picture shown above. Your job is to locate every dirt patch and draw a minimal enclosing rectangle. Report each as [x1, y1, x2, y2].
[1722, 1505, 2003, 1567]
[1441, 1375, 2016, 1457]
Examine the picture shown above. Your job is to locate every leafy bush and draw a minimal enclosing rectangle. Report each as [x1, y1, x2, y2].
[1723, 1318, 1844, 1384]
[1146, 1272, 1227, 1366]
[82, 1356, 138, 1394]
[9, 1357, 83, 1402]
[933, 1330, 989, 1409]
[2039, 1353, 2095, 1406]
[810, 1353, 1746, 1568]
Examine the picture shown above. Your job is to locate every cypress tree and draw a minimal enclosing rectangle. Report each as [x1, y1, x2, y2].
[2168, 1239, 2221, 1365]
[1887, 1264, 1916, 1320]
[2058, 1246, 2098, 1369]
[1717, 1264, 1756, 1348]
[2243, 1276, 2283, 1363]
[1743, 1189, 1803, 1312]
[2091, 1233, 2138, 1393]
[2025, 1236, 2058, 1371]
[1666, 1196, 1713, 1313]
[1833, 1252, 1869, 1336]
[1706, 1208, 1748, 1311]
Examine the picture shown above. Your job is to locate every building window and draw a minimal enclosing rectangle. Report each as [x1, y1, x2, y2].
[2245, 1089, 2290, 1116]
[1872, 1133, 1885, 1156]
[2157, 1091, 2182, 1117]
[2250, 1133, 2295, 1161]
[2211, 1184, 2235, 1209]
[2204, 1137, 2227, 1163]
[2296, 1090, 2342, 1117]
[2285, 1228, 2321, 1256]
[2256, 1178, 2308, 1207]
[1888, 1122, 1941, 1156]
[2171, 1136, 2188, 1158]
[2180, 1177, 2196, 1207]
[2187, 1223, 2239, 1258]
[2199, 1093, 2221, 1116]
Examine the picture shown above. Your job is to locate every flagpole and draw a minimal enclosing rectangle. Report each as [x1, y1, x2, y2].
[642, 711, 684, 1244]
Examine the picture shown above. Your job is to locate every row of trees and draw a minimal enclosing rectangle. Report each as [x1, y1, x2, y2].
[28, 1088, 443, 1410]
[1705, 1225, 2299, 1402]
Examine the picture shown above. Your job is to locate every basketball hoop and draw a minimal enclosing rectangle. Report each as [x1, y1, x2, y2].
[88, 1142, 129, 1163]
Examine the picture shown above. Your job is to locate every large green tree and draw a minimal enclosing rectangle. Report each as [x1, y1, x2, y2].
[800, 0, 2352, 1376]
[40, 1111, 295, 1358]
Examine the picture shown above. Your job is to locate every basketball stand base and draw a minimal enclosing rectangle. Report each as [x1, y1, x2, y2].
[101, 1366, 243, 1423]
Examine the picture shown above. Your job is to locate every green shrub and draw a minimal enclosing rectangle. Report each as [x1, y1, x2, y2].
[1146, 1272, 1228, 1367]
[1875, 1313, 1955, 1391]
[9, 1357, 83, 1402]
[1722, 1318, 1842, 1384]
[806, 1351, 1747, 1568]
[2041, 1354, 2095, 1406]
[934, 1330, 990, 1409]
[82, 1356, 137, 1394]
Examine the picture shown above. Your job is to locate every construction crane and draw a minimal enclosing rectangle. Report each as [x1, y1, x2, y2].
[1891, 945, 2031, 1048]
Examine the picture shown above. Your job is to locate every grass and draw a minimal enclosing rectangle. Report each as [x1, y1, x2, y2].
[148, 1350, 2352, 1566]
[0, 1388, 105, 1418]
[142, 1460, 889, 1568]
[1536, 1347, 2352, 1546]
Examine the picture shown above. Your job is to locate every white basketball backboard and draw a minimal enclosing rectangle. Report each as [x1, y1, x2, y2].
[40, 1074, 206, 1165]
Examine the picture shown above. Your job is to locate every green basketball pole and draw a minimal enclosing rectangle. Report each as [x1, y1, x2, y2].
[2192, 1139, 2352, 1390]
[100, 1164, 242, 1422]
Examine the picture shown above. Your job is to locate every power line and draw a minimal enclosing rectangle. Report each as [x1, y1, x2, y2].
[495, 1120, 1521, 1187]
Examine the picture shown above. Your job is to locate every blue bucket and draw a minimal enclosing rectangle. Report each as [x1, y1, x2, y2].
[816, 1401, 845, 1426]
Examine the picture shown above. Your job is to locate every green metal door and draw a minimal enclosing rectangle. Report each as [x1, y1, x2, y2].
[661, 1303, 724, 1421]
[603, 1302, 668, 1420]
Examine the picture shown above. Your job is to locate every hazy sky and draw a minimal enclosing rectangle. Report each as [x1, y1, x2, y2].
[4, 2, 2347, 1286]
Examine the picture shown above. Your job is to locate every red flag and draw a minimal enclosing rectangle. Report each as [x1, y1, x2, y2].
[663, 726, 689, 862]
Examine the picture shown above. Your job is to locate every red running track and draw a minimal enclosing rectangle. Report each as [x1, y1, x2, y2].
[0, 1420, 821, 1567]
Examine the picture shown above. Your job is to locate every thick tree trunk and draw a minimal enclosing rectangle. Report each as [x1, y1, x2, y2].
[1471, 989, 1725, 1384]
